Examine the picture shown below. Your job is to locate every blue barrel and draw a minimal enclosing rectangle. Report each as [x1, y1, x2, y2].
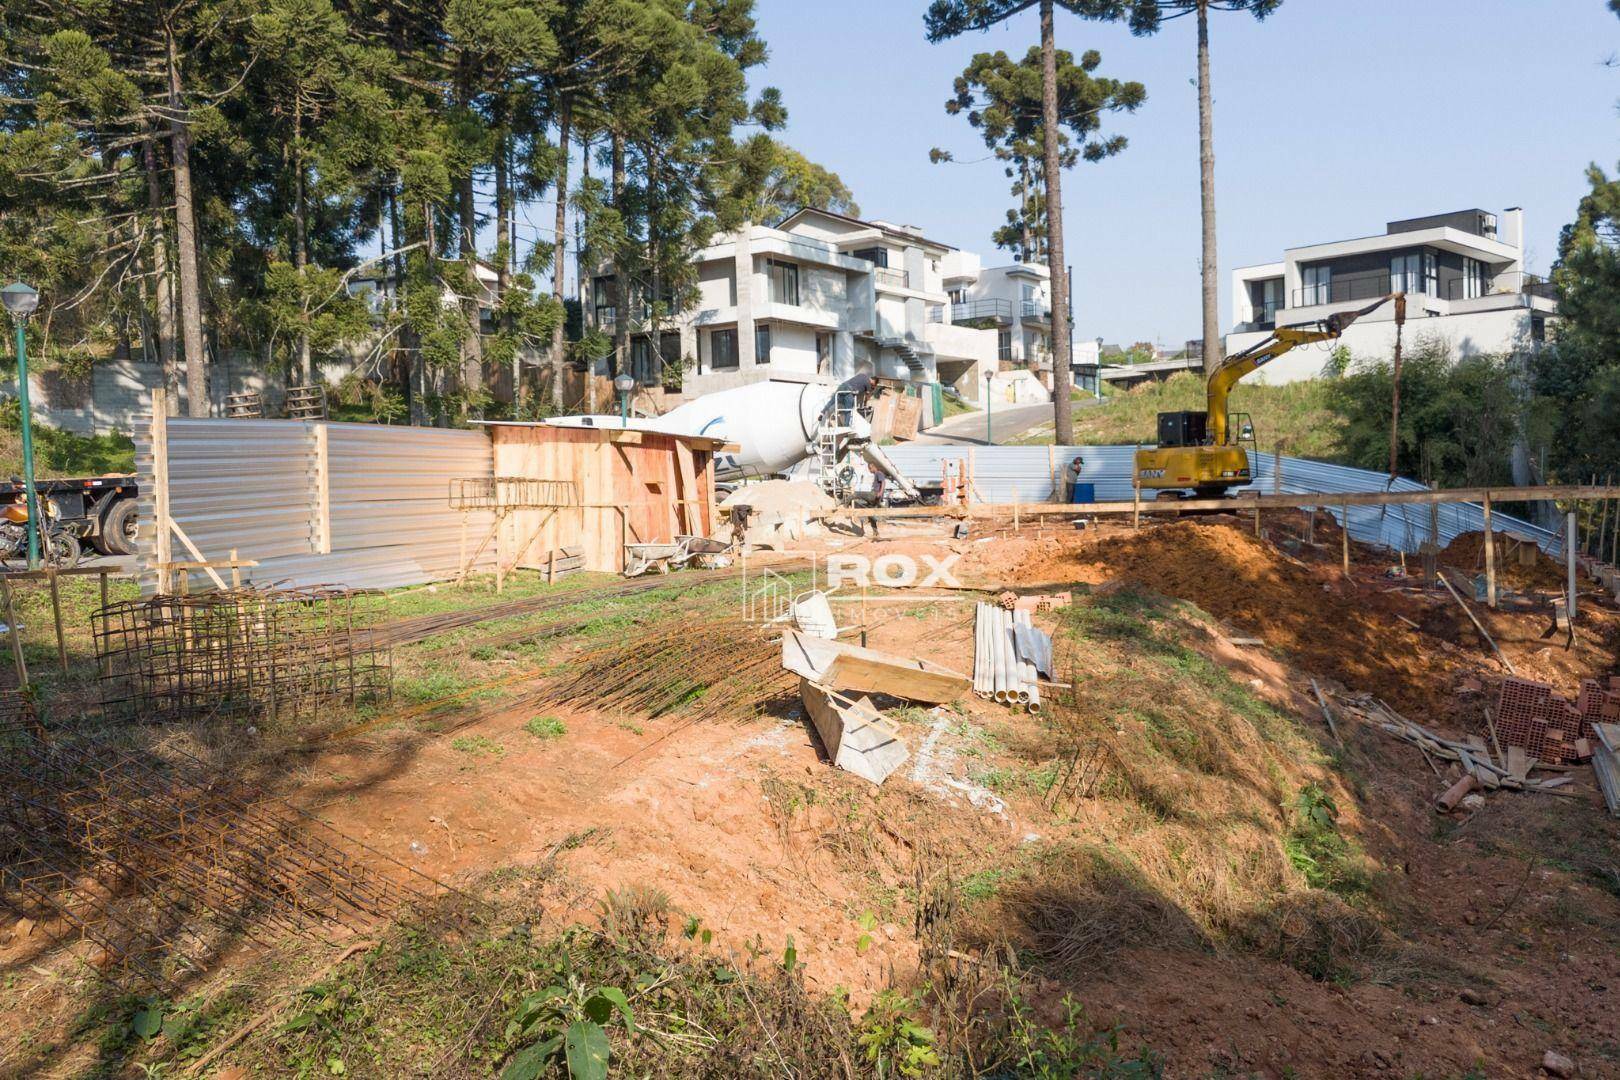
[1067, 481, 1096, 504]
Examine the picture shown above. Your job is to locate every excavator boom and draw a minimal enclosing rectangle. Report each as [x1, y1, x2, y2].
[1206, 292, 1405, 445]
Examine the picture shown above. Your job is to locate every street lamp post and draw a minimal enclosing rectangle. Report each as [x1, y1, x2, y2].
[2, 283, 42, 569]
[614, 372, 635, 424]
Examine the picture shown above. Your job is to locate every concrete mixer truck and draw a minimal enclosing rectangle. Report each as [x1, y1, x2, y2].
[547, 375, 920, 502]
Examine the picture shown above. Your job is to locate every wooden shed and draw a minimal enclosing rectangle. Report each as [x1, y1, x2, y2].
[483, 423, 725, 574]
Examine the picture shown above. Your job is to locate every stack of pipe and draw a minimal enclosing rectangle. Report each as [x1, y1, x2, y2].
[974, 602, 1041, 711]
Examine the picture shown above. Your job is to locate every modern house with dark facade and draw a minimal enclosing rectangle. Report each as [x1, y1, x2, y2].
[1226, 208, 1558, 382]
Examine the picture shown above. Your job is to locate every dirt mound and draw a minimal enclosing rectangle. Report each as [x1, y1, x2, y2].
[1080, 521, 1458, 718]
[1439, 530, 1566, 590]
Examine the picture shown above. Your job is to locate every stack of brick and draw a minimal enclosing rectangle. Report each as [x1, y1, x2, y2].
[1494, 675, 1620, 765]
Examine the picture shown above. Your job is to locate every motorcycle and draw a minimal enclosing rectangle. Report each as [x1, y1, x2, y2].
[0, 497, 82, 570]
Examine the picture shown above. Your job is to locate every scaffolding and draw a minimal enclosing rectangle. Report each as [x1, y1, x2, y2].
[451, 476, 579, 589]
[92, 586, 391, 725]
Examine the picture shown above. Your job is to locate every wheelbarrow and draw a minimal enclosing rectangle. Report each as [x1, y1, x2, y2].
[622, 535, 733, 577]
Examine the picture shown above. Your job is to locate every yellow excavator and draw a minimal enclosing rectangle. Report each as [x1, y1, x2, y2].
[1134, 292, 1406, 498]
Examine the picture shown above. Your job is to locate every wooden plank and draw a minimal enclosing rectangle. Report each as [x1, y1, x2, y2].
[313, 422, 331, 554]
[781, 630, 970, 704]
[151, 387, 171, 593]
[834, 484, 1620, 519]
[673, 442, 699, 536]
[891, 394, 922, 441]
[800, 679, 909, 785]
[1483, 492, 1495, 608]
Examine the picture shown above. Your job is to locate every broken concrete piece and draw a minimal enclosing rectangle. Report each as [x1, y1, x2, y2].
[1436, 772, 1482, 812]
[781, 630, 970, 704]
[800, 679, 909, 785]
[791, 591, 837, 640]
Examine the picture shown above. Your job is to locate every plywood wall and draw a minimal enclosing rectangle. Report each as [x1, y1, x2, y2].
[490, 426, 716, 573]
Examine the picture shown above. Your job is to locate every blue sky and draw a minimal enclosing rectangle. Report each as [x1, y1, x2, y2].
[745, 0, 1620, 346]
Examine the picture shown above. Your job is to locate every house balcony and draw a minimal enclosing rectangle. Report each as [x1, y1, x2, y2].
[929, 298, 1013, 326]
[872, 265, 911, 290]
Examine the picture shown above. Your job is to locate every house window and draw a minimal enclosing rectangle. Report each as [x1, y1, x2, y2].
[755, 323, 772, 364]
[630, 336, 658, 385]
[768, 260, 799, 306]
[1462, 257, 1485, 299]
[1390, 253, 1420, 294]
[815, 332, 831, 372]
[947, 287, 966, 304]
[1423, 251, 1438, 295]
[592, 275, 616, 326]
[997, 328, 1012, 362]
[1303, 264, 1332, 305]
[852, 247, 888, 268]
[707, 328, 738, 371]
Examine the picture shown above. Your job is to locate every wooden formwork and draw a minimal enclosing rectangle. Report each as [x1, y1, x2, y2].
[486, 424, 721, 573]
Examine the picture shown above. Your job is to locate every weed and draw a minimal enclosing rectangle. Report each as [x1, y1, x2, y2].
[524, 716, 567, 740]
[501, 973, 634, 1080]
[1284, 784, 1368, 897]
[857, 991, 942, 1078]
[451, 735, 505, 757]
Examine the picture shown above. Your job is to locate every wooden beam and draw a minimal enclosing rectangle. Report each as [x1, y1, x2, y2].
[1483, 491, 1496, 608]
[833, 484, 1620, 520]
[151, 388, 172, 593]
[313, 422, 331, 554]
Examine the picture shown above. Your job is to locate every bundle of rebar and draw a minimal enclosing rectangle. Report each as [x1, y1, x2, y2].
[93, 586, 391, 725]
[0, 731, 442, 988]
[533, 617, 795, 724]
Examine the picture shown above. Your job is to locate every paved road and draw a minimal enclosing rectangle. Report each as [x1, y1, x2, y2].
[915, 395, 1104, 446]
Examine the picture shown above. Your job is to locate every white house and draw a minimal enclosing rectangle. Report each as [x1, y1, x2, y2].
[1227, 208, 1558, 383]
[589, 208, 1067, 404]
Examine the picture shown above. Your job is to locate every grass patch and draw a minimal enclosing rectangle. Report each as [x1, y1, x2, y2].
[0, 412, 135, 477]
[523, 715, 566, 740]
[449, 734, 504, 757]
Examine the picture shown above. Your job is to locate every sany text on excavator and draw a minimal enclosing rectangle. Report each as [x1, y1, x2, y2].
[1133, 292, 1407, 498]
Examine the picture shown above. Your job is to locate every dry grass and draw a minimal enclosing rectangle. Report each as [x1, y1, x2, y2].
[975, 588, 1393, 980]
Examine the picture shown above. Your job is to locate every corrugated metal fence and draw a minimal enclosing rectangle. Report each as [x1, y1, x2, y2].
[137, 418, 495, 591]
[882, 444, 1563, 556]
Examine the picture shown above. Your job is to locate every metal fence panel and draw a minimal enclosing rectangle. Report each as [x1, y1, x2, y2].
[138, 419, 496, 591]
[881, 444, 1562, 555]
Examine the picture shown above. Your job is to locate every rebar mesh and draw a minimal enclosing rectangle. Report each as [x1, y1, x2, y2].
[0, 731, 442, 989]
[93, 587, 391, 725]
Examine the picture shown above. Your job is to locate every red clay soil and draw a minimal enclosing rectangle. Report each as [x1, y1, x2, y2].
[1440, 529, 1570, 591]
[1074, 521, 1463, 719]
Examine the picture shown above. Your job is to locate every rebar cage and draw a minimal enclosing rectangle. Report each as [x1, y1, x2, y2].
[447, 476, 578, 512]
[91, 586, 392, 726]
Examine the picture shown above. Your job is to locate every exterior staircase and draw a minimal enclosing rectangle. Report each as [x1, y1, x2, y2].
[878, 337, 930, 379]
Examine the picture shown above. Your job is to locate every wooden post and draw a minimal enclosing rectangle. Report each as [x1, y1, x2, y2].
[547, 547, 557, 584]
[1567, 511, 1578, 624]
[459, 510, 468, 584]
[97, 566, 110, 679]
[1273, 449, 1282, 495]
[2, 579, 27, 690]
[152, 387, 172, 594]
[1304, 507, 1315, 545]
[1341, 504, 1351, 578]
[1047, 444, 1059, 503]
[47, 567, 66, 674]
[1598, 474, 1613, 564]
[1482, 491, 1496, 609]
[1253, 499, 1261, 538]
[1132, 480, 1141, 530]
[313, 422, 331, 554]
[1014, 501, 1020, 532]
[229, 547, 241, 591]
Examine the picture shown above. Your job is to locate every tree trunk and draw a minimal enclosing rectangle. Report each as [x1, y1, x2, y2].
[1197, 0, 1220, 377]
[293, 106, 313, 385]
[167, 26, 209, 418]
[141, 133, 179, 414]
[549, 99, 572, 413]
[610, 131, 628, 394]
[493, 110, 516, 406]
[1040, 0, 1074, 444]
[458, 169, 483, 401]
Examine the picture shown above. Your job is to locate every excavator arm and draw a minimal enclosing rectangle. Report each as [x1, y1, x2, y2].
[1206, 292, 1406, 445]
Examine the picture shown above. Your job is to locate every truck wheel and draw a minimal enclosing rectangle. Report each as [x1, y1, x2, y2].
[100, 497, 138, 556]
